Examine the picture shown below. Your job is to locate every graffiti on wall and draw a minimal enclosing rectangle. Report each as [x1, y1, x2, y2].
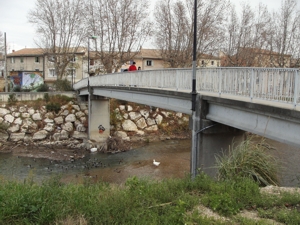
[10, 72, 44, 90]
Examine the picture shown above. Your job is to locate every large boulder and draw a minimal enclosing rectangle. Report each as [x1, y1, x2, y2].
[72, 131, 88, 140]
[136, 117, 147, 129]
[33, 130, 48, 141]
[65, 114, 76, 122]
[0, 108, 10, 117]
[10, 133, 25, 142]
[122, 120, 138, 131]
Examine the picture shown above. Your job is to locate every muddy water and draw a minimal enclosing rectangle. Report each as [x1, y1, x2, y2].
[0, 138, 299, 187]
[264, 139, 300, 187]
[0, 140, 191, 185]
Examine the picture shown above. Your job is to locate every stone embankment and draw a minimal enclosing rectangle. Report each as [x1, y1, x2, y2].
[110, 103, 190, 145]
[0, 100, 190, 157]
[0, 102, 89, 152]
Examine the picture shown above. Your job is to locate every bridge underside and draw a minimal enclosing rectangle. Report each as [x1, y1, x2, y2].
[204, 96, 300, 148]
[80, 86, 192, 115]
[79, 87, 300, 148]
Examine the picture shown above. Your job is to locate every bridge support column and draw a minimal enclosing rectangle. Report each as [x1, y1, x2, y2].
[193, 96, 245, 178]
[88, 95, 110, 144]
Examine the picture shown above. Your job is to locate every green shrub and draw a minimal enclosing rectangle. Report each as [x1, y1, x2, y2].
[201, 177, 260, 217]
[46, 102, 61, 113]
[215, 138, 279, 186]
[21, 87, 32, 92]
[7, 93, 17, 105]
[12, 85, 21, 92]
[53, 79, 73, 91]
[44, 93, 50, 102]
[37, 83, 49, 92]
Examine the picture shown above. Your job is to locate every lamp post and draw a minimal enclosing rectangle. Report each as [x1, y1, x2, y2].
[4, 32, 8, 92]
[191, 0, 198, 179]
[87, 36, 97, 77]
[87, 36, 97, 140]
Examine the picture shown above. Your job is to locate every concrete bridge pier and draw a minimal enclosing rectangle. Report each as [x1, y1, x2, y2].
[88, 95, 111, 145]
[194, 96, 245, 178]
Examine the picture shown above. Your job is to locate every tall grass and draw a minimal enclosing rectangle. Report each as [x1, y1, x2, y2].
[215, 138, 279, 186]
[0, 173, 300, 224]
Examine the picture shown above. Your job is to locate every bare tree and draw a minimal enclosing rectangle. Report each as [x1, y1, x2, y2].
[154, 0, 230, 68]
[84, 0, 152, 74]
[28, 0, 86, 79]
[268, 0, 300, 67]
[154, 0, 193, 68]
[221, 3, 273, 67]
[195, 0, 230, 58]
[0, 31, 4, 78]
[0, 31, 4, 53]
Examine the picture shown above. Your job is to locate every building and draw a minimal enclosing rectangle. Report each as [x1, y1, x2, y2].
[120, 48, 220, 71]
[221, 48, 292, 68]
[6, 47, 86, 90]
[2, 47, 221, 91]
[120, 48, 167, 72]
[199, 54, 221, 67]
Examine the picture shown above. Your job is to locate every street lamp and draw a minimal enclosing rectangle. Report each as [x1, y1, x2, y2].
[87, 36, 97, 141]
[88, 36, 97, 77]
[191, 0, 198, 179]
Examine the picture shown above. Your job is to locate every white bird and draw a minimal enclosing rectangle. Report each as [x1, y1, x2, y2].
[153, 159, 160, 166]
[90, 147, 97, 153]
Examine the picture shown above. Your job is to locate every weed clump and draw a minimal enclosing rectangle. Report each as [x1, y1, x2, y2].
[215, 137, 279, 186]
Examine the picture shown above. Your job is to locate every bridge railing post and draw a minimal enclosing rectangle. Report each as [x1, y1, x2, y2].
[218, 68, 222, 97]
[176, 70, 179, 91]
[294, 70, 299, 108]
[250, 68, 254, 102]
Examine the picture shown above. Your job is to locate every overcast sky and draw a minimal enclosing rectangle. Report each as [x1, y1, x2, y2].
[0, 0, 296, 53]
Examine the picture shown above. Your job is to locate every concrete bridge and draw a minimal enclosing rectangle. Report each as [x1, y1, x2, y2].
[74, 67, 300, 176]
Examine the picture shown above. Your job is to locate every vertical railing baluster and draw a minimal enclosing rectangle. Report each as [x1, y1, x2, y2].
[250, 68, 254, 101]
[293, 70, 299, 108]
[218, 68, 222, 97]
[176, 70, 179, 91]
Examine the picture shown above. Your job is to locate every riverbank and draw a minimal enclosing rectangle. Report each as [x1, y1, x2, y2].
[0, 171, 299, 225]
[0, 130, 192, 161]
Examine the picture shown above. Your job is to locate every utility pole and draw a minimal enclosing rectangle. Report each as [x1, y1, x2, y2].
[4, 32, 8, 92]
[191, 0, 198, 179]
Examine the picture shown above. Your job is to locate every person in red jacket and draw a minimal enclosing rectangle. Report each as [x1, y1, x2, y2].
[128, 61, 137, 71]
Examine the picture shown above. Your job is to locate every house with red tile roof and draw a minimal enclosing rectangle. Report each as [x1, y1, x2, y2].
[6, 47, 86, 90]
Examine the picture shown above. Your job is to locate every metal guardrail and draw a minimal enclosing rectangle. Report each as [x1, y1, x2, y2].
[73, 67, 300, 108]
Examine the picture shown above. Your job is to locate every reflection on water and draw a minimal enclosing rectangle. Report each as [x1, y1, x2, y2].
[0, 140, 191, 185]
[0, 138, 299, 187]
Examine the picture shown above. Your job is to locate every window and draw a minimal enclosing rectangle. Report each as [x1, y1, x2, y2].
[211, 61, 214, 66]
[146, 60, 153, 66]
[68, 68, 76, 78]
[70, 56, 76, 62]
[20, 57, 24, 63]
[201, 60, 204, 65]
[90, 59, 94, 66]
[48, 56, 55, 62]
[49, 69, 57, 77]
[11, 57, 15, 63]
[35, 57, 40, 63]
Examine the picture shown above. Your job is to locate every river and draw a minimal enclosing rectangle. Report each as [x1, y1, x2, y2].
[0, 139, 191, 185]
[0, 138, 299, 187]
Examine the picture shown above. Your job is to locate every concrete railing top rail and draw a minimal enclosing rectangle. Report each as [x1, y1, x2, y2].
[73, 67, 300, 108]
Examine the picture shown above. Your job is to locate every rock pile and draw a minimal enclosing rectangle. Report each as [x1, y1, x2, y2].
[0, 102, 89, 149]
[0, 100, 190, 153]
[111, 104, 189, 141]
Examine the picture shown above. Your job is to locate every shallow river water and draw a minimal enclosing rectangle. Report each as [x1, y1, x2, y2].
[0, 140, 191, 185]
[0, 138, 299, 187]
